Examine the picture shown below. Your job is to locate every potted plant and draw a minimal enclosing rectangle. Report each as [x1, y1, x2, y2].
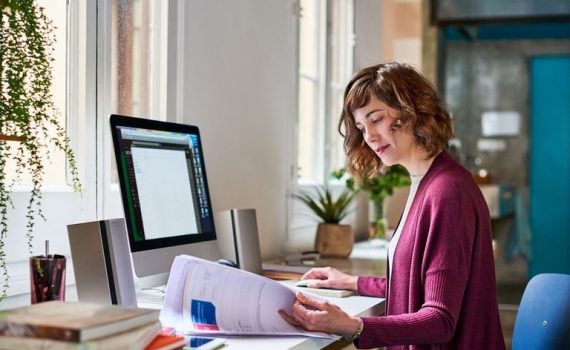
[293, 185, 355, 258]
[332, 165, 410, 239]
[0, 0, 81, 300]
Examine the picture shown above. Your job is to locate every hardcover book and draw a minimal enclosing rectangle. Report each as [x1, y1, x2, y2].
[0, 301, 160, 342]
[144, 333, 185, 350]
[0, 320, 161, 350]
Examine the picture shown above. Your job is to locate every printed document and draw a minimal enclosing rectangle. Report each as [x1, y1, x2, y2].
[160, 255, 332, 338]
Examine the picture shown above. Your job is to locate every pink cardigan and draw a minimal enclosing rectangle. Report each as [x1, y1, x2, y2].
[355, 151, 505, 350]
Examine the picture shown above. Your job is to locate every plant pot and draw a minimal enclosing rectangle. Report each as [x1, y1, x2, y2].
[314, 223, 353, 258]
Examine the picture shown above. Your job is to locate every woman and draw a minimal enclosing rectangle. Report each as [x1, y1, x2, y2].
[280, 62, 505, 349]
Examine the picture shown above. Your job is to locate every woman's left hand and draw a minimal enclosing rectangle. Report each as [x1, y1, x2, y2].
[279, 292, 360, 337]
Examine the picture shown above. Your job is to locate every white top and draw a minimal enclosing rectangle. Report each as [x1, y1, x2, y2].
[388, 174, 424, 282]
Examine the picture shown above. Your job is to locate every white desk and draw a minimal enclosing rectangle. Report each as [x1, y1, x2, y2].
[140, 292, 384, 350]
[140, 244, 387, 350]
[201, 241, 388, 349]
[227, 294, 384, 350]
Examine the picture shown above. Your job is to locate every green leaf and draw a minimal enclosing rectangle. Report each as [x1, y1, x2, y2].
[0, 0, 83, 301]
[330, 165, 411, 215]
[293, 185, 354, 224]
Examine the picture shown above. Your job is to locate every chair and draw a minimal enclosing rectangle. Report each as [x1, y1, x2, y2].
[512, 273, 570, 349]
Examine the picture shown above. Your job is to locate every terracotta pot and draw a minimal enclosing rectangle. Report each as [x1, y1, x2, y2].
[314, 223, 353, 258]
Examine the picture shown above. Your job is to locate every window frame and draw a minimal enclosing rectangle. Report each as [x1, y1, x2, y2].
[288, 0, 355, 248]
[97, 0, 182, 218]
[296, 0, 355, 185]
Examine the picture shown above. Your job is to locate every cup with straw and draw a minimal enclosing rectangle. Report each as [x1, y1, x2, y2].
[29, 240, 66, 303]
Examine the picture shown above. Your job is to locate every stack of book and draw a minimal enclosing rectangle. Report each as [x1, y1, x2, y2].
[145, 327, 186, 350]
[0, 300, 168, 350]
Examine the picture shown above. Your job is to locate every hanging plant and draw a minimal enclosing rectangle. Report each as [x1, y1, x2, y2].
[0, 0, 81, 300]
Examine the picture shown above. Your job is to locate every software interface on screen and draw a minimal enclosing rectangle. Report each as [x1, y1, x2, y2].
[113, 123, 214, 249]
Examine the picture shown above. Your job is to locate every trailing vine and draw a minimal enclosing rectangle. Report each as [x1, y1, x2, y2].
[0, 0, 81, 300]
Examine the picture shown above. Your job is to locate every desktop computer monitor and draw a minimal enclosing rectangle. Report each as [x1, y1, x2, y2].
[109, 114, 221, 286]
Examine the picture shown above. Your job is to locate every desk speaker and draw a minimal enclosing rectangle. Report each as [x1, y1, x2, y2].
[67, 218, 137, 307]
[214, 208, 262, 275]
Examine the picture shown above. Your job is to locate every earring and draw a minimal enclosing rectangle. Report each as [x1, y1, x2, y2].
[396, 119, 402, 126]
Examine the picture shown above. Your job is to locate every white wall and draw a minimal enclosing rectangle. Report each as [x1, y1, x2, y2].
[178, 0, 297, 259]
[354, 0, 383, 70]
[176, 0, 382, 259]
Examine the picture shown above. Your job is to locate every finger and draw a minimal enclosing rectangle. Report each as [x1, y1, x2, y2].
[296, 292, 328, 310]
[301, 268, 327, 280]
[291, 302, 314, 326]
[278, 309, 301, 326]
[290, 303, 318, 330]
[291, 302, 328, 332]
[306, 279, 331, 289]
[292, 299, 316, 315]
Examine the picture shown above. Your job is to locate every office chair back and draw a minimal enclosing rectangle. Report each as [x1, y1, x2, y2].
[512, 273, 570, 350]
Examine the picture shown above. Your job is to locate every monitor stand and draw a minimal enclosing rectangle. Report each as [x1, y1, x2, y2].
[135, 272, 169, 290]
[134, 273, 169, 307]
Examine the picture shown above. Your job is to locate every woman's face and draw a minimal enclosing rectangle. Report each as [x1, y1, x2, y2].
[353, 95, 416, 167]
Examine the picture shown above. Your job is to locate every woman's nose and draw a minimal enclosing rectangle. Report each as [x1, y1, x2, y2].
[363, 127, 378, 143]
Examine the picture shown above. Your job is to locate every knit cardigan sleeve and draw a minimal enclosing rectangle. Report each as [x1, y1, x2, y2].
[357, 276, 387, 297]
[356, 173, 477, 348]
[357, 272, 467, 347]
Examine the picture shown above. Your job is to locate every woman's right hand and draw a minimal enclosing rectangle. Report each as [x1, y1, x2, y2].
[301, 267, 358, 291]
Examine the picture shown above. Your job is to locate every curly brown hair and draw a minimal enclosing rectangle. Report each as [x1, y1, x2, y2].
[338, 62, 453, 182]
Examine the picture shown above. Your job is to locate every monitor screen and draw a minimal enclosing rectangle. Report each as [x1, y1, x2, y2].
[110, 115, 220, 281]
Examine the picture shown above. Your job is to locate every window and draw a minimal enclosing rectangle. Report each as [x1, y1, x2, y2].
[109, 0, 169, 119]
[289, 0, 354, 248]
[2, 0, 95, 300]
[296, 0, 354, 184]
[2, 0, 175, 302]
[3, 0, 69, 186]
[99, 0, 177, 218]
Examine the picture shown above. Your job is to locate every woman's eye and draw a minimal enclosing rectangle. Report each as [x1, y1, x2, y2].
[372, 116, 383, 124]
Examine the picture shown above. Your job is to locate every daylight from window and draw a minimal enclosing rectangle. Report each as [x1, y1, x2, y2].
[4, 0, 67, 186]
[297, 0, 354, 184]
